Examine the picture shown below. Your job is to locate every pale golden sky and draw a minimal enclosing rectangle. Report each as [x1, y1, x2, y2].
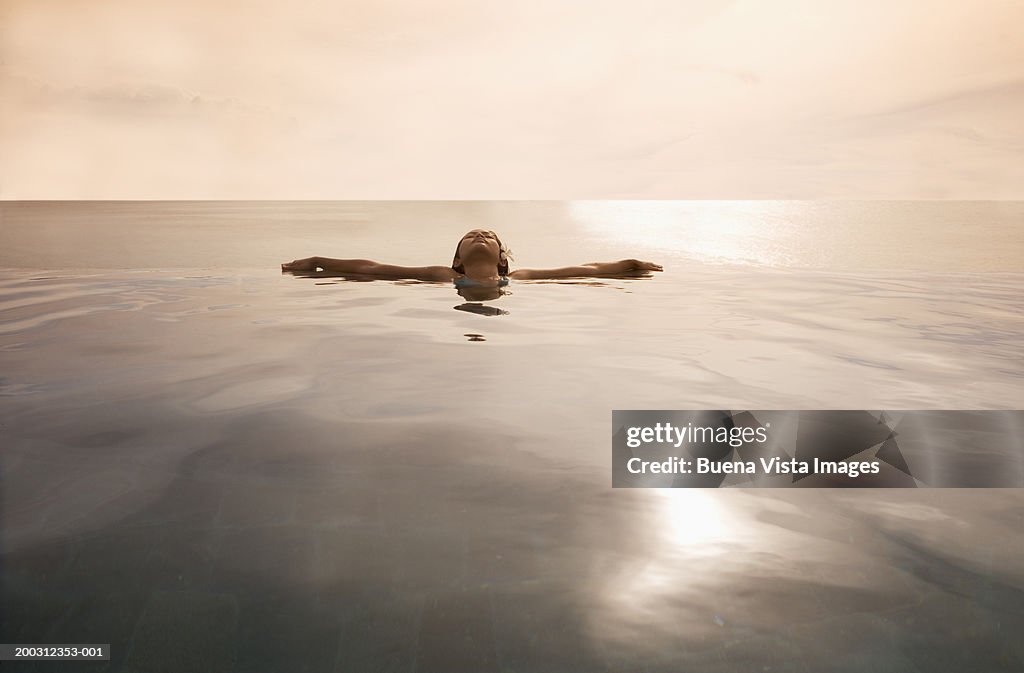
[1, 0, 1022, 198]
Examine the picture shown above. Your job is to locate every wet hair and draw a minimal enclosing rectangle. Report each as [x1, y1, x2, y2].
[451, 231, 511, 276]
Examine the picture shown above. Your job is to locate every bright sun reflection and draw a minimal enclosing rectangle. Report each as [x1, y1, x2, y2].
[653, 488, 735, 550]
[589, 489, 752, 644]
[570, 200, 807, 267]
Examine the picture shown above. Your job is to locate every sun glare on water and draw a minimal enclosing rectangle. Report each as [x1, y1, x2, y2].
[570, 200, 810, 268]
[653, 488, 736, 549]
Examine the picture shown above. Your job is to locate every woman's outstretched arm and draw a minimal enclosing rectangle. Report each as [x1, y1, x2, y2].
[509, 259, 662, 280]
[281, 257, 455, 281]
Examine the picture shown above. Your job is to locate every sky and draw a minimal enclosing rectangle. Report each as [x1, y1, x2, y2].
[1, 0, 1022, 199]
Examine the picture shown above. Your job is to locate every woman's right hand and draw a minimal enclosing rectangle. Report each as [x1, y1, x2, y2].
[281, 257, 317, 272]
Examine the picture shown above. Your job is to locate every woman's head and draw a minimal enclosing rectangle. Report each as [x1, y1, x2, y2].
[452, 229, 510, 276]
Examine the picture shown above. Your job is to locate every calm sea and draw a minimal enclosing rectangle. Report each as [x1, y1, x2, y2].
[2, 201, 1023, 672]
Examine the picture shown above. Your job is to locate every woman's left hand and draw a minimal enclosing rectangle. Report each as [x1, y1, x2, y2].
[624, 259, 663, 272]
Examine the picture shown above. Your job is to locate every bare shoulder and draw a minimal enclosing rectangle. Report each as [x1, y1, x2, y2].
[421, 266, 459, 281]
[372, 264, 457, 281]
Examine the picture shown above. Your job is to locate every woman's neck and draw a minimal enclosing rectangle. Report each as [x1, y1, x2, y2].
[460, 259, 501, 280]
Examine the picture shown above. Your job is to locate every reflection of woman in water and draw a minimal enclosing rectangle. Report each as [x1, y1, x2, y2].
[281, 229, 663, 284]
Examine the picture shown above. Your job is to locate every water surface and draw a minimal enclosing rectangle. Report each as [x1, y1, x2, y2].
[2, 201, 1023, 672]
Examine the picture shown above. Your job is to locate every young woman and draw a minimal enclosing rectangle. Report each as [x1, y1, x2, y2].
[281, 229, 663, 285]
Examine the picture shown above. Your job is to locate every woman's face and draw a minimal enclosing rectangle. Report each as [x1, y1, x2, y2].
[457, 229, 501, 262]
